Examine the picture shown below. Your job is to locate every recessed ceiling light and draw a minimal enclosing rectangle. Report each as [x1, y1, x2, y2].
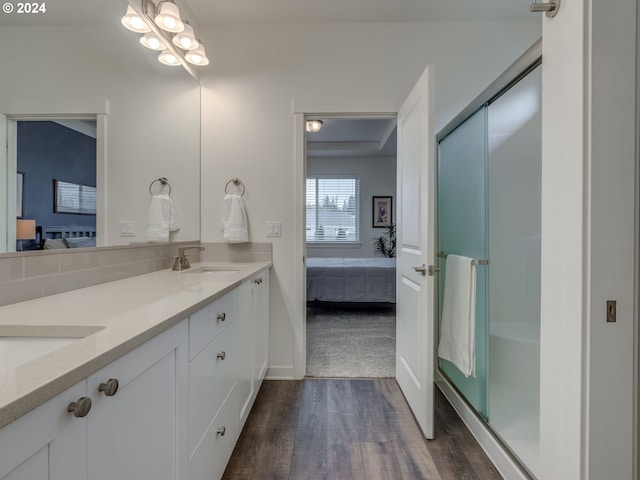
[306, 120, 323, 133]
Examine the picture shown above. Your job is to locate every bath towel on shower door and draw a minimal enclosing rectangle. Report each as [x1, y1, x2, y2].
[438, 254, 476, 377]
[146, 194, 180, 242]
[222, 193, 249, 243]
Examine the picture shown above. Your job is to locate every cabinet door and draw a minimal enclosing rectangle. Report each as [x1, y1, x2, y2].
[236, 279, 255, 425]
[253, 272, 269, 390]
[87, 321, 188, 480]
[0, 381, 87, 480]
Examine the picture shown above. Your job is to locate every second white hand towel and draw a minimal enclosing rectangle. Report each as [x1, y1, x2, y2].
[437, 254, 476, 377]
[222, 193, 249, 243]
[146, 194, 180, 242]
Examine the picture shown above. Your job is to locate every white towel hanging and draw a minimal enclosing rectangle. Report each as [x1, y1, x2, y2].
[437, 254, 476, 377]
[146, 194, 180, 242]
[222, 193, 249, 243]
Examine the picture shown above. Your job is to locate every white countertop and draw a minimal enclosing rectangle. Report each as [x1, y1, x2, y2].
[0, 261, 271, 429]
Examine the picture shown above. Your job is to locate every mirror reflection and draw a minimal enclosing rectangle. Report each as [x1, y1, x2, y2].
[0, 0, 201, 253]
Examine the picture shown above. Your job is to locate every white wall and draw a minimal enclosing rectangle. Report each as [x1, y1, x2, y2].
[307, 155, 396, 258]
[540, 1, 636, 478]
[199, 20, 541, 379]
[0, 25, 201, 247]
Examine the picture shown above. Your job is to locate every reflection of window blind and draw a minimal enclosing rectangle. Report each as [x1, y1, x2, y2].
[306, 177, 359, 242]
[55, 181, 97, 214]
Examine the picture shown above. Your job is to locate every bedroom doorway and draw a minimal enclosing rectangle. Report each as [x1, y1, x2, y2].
[303, 115, 398, 378]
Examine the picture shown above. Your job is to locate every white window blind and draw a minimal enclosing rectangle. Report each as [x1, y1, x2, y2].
[306, 177, 359, 242]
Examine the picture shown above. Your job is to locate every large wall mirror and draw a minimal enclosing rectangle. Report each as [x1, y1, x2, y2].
[0, 0, 201, 253]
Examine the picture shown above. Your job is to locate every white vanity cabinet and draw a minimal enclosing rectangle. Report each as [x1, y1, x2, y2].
[86, 320, 188, 480]
[0, 264, 270, 480]
[0, 381, 88, 480]
[0, 321, 189, 480]
[189, 268, 270, 480]
[236, 270, 269, 426]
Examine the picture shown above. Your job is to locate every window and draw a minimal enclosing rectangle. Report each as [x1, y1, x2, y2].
[306, 176, 359, 242]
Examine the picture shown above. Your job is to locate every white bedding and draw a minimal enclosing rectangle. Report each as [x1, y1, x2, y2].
[306, 257, 396, 303]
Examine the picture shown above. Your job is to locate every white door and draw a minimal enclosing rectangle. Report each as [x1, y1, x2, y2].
[395, 65, 435, 439]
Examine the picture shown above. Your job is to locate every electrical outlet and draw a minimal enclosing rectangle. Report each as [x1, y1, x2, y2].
[606, 300, 617, 323]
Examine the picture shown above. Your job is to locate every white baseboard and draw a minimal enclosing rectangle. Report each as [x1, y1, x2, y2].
[435, 371, 533, 480]
[265, 365, 295, 380]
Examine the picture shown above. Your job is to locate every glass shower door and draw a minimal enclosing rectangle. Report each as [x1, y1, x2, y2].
[437, 107, 489, 419]
[487, 65, 541, 476]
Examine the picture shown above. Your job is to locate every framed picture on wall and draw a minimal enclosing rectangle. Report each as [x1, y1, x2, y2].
[16, 172, 24, 218]
[372, 196, 392, 228]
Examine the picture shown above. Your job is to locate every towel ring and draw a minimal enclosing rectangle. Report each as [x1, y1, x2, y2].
[224, 178, 245, 197]
[149, 177, 172, 196]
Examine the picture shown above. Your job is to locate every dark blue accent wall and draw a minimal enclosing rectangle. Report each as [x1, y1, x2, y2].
[17, 121, 96, 234]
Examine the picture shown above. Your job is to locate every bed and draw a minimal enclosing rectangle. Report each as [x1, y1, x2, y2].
[306, 257, 396, 303]
[38, 225, 97, 249]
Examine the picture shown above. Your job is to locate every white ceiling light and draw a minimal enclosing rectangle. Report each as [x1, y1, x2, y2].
[185, 44, 209, 66]
[306, 120, 323, 133]
[158, 49, 181, 66]
[120, 0, 210, 73]
[154, 1, 185, 33]
[172, 22, 199, 50]
[121, 5, 151, 33]
[140, 32, 166, 51]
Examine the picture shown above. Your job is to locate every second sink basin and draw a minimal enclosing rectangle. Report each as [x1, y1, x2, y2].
[0, 325, 103, 373]
[186, 266, 240, 275]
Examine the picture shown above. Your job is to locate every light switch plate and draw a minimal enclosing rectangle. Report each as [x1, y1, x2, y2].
[265, 221, 281, 237]
[119, 221, 136, 237]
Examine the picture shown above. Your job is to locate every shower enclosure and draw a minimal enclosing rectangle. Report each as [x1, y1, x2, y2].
[436, 42, 541, 477]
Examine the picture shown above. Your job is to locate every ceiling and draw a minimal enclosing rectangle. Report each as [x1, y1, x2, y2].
[185, 0, 533, 25]
[307, 118, 397, 159]
[1, 0, 533, 156]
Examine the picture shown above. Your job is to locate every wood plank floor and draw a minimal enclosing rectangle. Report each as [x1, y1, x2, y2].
[223, 379, 502, 480]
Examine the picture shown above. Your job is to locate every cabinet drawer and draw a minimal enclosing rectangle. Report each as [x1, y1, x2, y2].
[189, 384, 239, 480]
[189, 289, 237, 361]
[189, 319, 236, 452]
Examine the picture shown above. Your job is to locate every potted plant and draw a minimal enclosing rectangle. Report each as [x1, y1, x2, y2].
[373, 224, 396, 258]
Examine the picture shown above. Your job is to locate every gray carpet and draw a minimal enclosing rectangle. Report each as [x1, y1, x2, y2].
[306, 305, 396, 378]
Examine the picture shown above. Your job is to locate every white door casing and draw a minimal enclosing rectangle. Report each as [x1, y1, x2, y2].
[395, 65, 435, 439]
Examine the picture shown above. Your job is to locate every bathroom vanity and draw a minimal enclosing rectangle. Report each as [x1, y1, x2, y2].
[0, 262, 270, 480]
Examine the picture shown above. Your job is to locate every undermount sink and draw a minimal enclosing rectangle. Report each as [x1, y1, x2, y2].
[0, 325, 103, 373]
[185, 266, 240, 275]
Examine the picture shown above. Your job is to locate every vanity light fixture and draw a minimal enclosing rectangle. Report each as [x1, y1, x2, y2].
[121, 5, 151, 33]
[140, 32, 166, 51]
[158, 49, 180, 66]
[184, 44, 209, 66]
[306, 120, 323, 133]
[154, 1, 184, 33]
[120, 0, 210, 71]
[172, 21, 199, 50]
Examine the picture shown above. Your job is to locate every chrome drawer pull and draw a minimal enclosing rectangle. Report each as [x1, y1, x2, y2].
[217, 426, 226, 436]
[216, 351, 226, 360]
[217, 312, 226, 322]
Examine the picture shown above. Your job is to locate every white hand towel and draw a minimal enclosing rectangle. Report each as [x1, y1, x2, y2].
[437, 254, 476, 377]
[146, 194, 180, 242]
[222, 193, 249, 243]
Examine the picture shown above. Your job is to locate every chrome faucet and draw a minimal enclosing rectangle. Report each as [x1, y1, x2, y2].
[172, 246, 205, 271]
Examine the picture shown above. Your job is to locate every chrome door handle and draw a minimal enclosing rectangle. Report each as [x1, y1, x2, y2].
[413, 264, 427, 275]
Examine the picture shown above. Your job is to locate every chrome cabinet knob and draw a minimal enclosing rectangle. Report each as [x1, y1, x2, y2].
[98, 378, 119, 397]
[216, 351, 226, 360]
[253, 277, 262, 285]
[217, 427, 226, 436]
[217, 313, 226, 322]
[68, 397, 92, 418]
